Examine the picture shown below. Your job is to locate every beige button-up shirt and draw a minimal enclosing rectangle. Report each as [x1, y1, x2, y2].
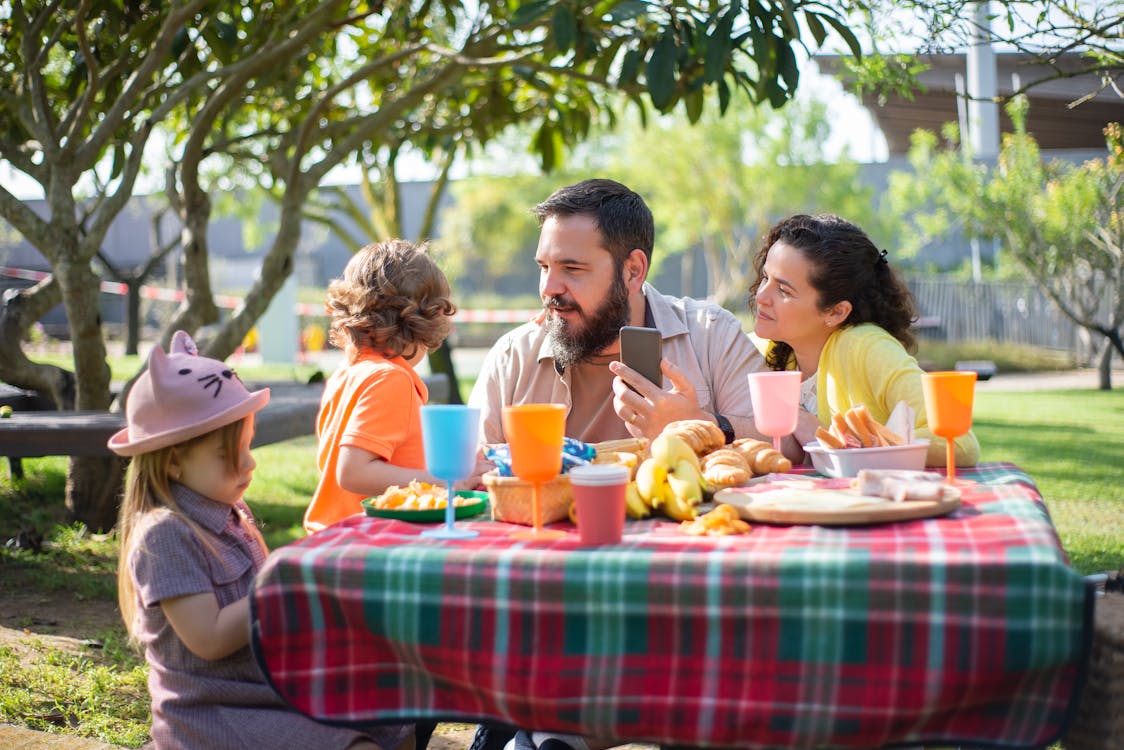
[468, 283, 765, 444]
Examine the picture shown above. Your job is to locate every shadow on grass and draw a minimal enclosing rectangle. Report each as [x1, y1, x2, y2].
[973, 418, 1124, 489]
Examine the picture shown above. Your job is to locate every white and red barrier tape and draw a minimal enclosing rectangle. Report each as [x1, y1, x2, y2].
[2, 266, 535, 324]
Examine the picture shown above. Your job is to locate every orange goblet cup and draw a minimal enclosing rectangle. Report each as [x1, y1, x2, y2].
[502, 403, 567, 540]
[921, 371, 977, 484]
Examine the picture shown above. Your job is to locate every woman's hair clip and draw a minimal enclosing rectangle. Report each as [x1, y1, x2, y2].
[877, 249, 889, 266]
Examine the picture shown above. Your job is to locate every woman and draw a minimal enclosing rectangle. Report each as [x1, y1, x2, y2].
[749, 213, 979, 467]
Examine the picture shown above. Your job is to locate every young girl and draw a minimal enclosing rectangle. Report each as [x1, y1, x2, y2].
[304, 240, 485, 533]
[749, 213, 980, 467]
[111, 331, 413, 750]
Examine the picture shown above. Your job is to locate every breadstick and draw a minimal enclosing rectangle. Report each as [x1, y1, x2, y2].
[852, 404, 883, 447]
[815, 426, 846, 449]
[831, 413, 861, 448]
[872, 422, 906, 446]
[843, 408, 875, 447]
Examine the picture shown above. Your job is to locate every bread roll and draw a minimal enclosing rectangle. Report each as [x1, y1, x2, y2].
[732, 438, 792, 475]
[663, 419, 725, 455]
[700, 448, 751, 488]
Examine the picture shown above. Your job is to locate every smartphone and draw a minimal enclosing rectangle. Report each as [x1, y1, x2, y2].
[619, 326, 663, 391]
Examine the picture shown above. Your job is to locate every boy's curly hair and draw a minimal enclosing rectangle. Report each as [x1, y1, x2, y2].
[325, 240, 456, 360]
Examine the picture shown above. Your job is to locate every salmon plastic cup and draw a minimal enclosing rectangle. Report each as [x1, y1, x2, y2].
[570, 464, 630, 546]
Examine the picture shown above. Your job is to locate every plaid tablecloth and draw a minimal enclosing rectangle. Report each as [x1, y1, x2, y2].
[251, 463, 1091, 749]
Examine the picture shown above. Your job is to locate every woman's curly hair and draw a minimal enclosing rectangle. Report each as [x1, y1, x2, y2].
[325, 240, 456, 360]
[748, 214, 919, 371]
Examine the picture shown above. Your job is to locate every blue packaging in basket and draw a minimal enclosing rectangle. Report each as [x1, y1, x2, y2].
[485, 437, 595, 477]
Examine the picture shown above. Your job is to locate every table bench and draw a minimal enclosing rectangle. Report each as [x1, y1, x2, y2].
[0, 373, 450, 475]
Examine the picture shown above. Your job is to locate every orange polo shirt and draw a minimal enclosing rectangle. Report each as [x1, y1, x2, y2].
[304, 351, 429, 533]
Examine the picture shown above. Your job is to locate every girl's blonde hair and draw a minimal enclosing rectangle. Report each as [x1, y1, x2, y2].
[325, 240, 456, 360]
[116, 418, 245, 642]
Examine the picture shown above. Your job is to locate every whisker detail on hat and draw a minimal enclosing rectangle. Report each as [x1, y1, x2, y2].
[199, 373, 224, 397]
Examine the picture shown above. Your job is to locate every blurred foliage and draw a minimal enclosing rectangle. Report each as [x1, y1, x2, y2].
[438, 88, 884, 310]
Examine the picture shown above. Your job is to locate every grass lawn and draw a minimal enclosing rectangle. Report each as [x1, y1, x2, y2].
[0, 386, 1120, 747]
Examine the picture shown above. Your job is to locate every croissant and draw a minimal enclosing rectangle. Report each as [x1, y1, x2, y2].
[700, 448, 752, 488]
[662, 419, 725, 455]
[732, 438, 792, 475]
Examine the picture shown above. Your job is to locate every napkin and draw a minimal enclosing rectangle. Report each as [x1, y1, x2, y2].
[485, 437, 596, 477]
[885, 401, 915, 443]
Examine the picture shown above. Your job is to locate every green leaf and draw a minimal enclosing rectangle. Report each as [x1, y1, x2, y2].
[766, 77, 787, 108]
[821, 14, 863, 60]
[777, 39, 799, 92]
[618, 47, 643, 87]
[804, 12, 827, 47]
[533, 121, 557, 172]
[593, 38, 624, 81]
[717, 77, 731, 114]
[171, 27, 189, 59]
[684, 87, 704, 124]
[779, 0, 800, 39]
[552, 6, 577, 53]
[646, 31, 677, 111]
[704, 6, 736, 83]
[512, 0, 553, 28]
[605, 0, 649, 23]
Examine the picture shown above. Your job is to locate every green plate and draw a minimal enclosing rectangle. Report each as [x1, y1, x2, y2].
[361, 490, 489, 522]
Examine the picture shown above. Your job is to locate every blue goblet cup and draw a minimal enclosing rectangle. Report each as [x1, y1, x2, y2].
[419, 405, 481, 540]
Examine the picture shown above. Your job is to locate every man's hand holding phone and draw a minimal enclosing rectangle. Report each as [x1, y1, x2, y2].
[614, 328, 706, 437]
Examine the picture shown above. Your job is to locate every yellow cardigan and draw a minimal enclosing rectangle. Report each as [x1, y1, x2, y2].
[753, 324, 980, 467]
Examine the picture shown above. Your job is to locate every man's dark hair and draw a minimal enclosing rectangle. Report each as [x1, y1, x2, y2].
[532, 178, 654, 267]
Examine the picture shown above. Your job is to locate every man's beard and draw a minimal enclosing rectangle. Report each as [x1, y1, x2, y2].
[544, 273, 631, 371]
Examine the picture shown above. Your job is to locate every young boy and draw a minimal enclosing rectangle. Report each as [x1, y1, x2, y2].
[304, 240, 478, 533]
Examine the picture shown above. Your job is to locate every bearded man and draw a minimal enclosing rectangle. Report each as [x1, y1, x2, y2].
[469, 178, 765, 445]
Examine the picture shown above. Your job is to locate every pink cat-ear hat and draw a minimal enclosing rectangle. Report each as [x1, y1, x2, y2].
[108, 331, 270, 457]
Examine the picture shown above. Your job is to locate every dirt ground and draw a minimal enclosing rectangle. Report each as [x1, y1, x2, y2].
[0, 577, 122, 657]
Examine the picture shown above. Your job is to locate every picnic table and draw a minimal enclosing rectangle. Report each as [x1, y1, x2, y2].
[250, 463, 1092, 750]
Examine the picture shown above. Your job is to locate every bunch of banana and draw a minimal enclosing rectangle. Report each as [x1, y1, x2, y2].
[632, 433, 707, 521]
[623, 481, 651, 519]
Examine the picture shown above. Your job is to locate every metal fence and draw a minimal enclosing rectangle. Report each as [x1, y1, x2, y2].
[906, 277, 1090, 359]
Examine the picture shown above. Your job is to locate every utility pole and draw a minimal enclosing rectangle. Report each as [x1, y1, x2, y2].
[964, 1, 999, 282]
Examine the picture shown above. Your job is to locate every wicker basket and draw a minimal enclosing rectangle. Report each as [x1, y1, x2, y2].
[482, 471, 573, 526]
[1064, 591, 1124, 750]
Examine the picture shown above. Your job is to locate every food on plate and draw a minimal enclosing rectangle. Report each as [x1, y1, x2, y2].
[700, 448, 752, 488]
[680, 503, 751, 536]
[731, 438, 792, 475]
[854, 469, 949, 502]
[745, 487, 891, 511]
[661, 419, 725, 455]
[814, 426, 845, 449]
[371, 481, 475, 511]
[821, 404, 906, 449]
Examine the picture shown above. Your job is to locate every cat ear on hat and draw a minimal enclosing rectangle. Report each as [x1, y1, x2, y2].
[170, 330, 198, 356]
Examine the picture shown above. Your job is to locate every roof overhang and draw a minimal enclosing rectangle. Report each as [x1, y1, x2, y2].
[816, 52, 1123, 155]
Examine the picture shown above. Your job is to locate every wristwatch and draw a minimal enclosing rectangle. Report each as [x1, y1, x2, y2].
[714, 413, 735, 445]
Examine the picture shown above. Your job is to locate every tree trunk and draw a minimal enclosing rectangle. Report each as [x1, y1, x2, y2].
[67, 455, 129, 532]
[57, 260, 119, 529]
[427, 341, 462, 404]
[1098, 339, 1114, 391]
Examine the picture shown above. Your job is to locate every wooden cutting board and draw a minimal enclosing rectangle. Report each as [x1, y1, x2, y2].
[713, 483, 961, 526]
